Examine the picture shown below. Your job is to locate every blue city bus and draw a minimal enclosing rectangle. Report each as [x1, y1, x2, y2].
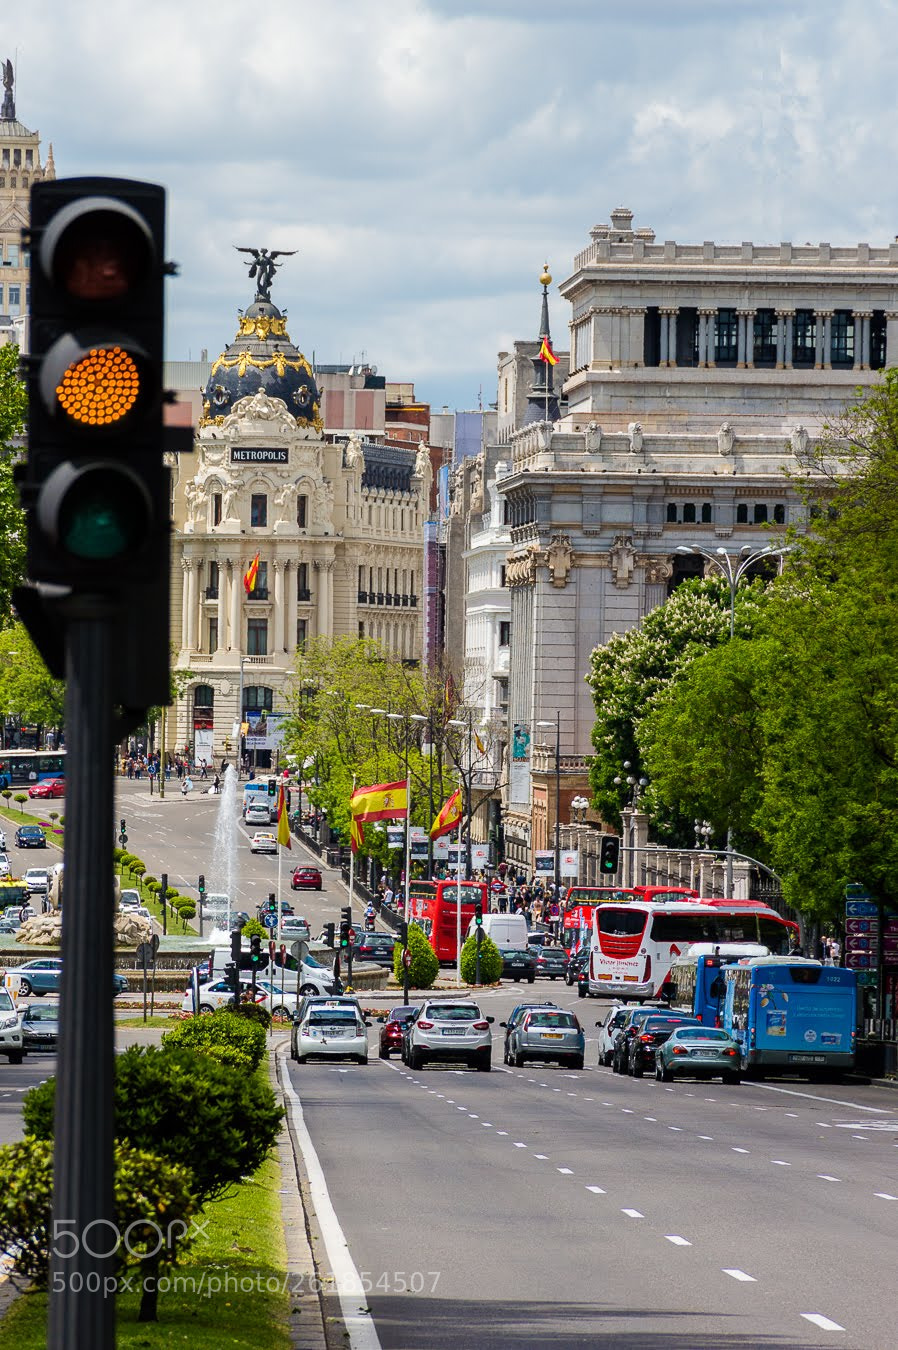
[665, 943, 770, 1026]
[722, 957, 858, 1077]
[0, 749, 66, 789]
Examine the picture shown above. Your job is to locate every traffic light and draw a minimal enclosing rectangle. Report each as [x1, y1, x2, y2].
[339, 906, 352, 949]
[600, 836, 620, 874]
[268, 778, 277, 797]
[474, 901, 483, 928]
[322, 922, 335, 947]
[198, 873, 205, 897]
[230, 928, 242, 963]
[17, 177, 183, 718]
[398, 921, 408, 946]
[249, 934, 263, 967]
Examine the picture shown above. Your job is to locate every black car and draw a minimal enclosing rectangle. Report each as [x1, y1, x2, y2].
[15, 825, 47, 849]
[626, 1015, 699, 1077]
[534, 946, 568, 980]
[565, 948, 589, 987]
[498, 946, 536, 983]
[611, 1007, 685, 1073]
[20, 1004, 59, 1052]
[352, 932, 397, 968]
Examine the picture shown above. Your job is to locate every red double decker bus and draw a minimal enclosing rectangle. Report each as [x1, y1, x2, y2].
[562, 885, 699, 952]
[407, 880, 487, 963]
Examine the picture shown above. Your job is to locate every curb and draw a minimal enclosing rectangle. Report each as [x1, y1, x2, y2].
[271, 1043, 330, 1350]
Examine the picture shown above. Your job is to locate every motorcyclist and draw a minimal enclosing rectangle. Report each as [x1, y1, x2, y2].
[364, 902, 376, 932]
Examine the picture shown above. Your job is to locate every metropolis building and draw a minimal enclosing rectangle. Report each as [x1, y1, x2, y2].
[461, 208, 898, 871]
[169, 271, 429, 765]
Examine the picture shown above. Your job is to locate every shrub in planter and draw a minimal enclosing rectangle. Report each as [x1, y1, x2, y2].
[13, 794, 27, 812]
[459, 932, 503, 985]
[163, 1009, 266, 1071]
[232, 1002, 272, 1031]
[24, 1046, 284, 1207]
[0, 790, 11, 807]
[241, 917, 267, 940]
[393, 921, 438, 989]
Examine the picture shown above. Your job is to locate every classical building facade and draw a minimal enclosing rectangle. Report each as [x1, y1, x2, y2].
[0, 59, 55, 349]
[170, 276, 429, 765]
[496, 207, 898, 869]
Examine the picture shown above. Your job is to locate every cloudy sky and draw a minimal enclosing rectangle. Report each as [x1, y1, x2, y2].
[13, 0, 898, 410]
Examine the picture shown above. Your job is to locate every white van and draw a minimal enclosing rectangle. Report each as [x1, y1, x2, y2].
[207, 944, 336, 996]
[465, 912, 530, 950]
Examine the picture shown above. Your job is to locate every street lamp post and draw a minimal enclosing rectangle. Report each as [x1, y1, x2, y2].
[410, 713, 430, 874]
[536, 712, 561, 897]
[677, 542, 792, 895]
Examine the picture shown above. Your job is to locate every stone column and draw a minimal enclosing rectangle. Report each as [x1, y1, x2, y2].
[884, 311, 898, 367]
[667, 309, 678, 367]
[180, 559, 190, 649]
[216, 559, 227, 651]
[186, 559, 198, 653]
[775, 310, 789, 368]
[855, 311, 872, 369]
[230, 559, 241, 652]
[697, 311, 707, 368]
[782, 311, 794, 369]
[820, 311, 833, 369]
[315, 559, 328, 638]
[736, 311, 749, 367]
[285, 562, 296, 654]
[744, 311, 755, 368]
[322, 560, 335, 640]
[273, 559, 284, 653]
[659, 311, 669, 366]
[701, 309, 717, 367]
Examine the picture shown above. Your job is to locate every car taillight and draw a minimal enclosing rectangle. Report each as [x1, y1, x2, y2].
[672, 1046, 687, 1055]
[639, 1033, 655, 1043]
[472, 1021, 489, 1030]
[416, 1020, 433, 1030]
[723, 1047, 737, 1056]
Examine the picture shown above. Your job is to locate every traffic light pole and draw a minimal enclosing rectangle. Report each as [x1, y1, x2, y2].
[48, 597, 117, 1349]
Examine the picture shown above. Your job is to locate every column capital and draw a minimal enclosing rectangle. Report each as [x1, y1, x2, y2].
[775, 308, 795, 318]
[659, 306, 679, 316]
[698, 307, 717, 317]
[816, 309, 834, 319]
[853, 309, 874, 320]
[736, 308, 754, 317]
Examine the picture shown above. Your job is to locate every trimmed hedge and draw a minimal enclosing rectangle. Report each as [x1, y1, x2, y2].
[162, 1010, 267, 1071]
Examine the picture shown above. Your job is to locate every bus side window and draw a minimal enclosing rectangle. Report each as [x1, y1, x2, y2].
[709, 976, 726, 1001]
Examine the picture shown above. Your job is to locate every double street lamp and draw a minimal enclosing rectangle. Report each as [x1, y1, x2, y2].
[676, 542, 792, 895]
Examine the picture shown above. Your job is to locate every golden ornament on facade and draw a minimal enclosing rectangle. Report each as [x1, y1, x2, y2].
[236, 314, 290, 342]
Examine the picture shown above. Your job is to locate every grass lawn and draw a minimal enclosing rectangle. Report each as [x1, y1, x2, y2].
[115, 1015, 183, 1028]
[0, 1153, 293, 1348]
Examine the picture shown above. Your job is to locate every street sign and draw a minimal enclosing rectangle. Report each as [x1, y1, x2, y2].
[845, 900, 878, 917]
[845, 884, 874, 900]
[402, 947, 412, 969]
[846, 918, 877, 934]
[119, 833, 128, 846]
[560, 849, 579, 877]
[150, 933, 159, 958]
[845, 952, 874, 968]
[261, 912, 277, 929]
[347, 928, 356, 944]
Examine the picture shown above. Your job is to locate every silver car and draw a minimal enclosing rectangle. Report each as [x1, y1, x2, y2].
[505, 1006, 585, 1069]
[405, 1000, 494, 1072]
[293, 1005, 371, 1065]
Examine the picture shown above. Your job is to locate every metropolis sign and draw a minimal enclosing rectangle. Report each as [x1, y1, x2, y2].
[230, 448, 289, 464]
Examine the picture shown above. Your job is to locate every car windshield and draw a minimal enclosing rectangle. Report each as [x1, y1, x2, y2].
[673, 1027, 733, 1041]
[303, 954, 324, 969]
[307, 1010, 358, 1025]
[389, 1007, 417, 1021]
[644, 1018, 689, 1033]
[527, 1012, 577, 1028]
[426, 1004, 480, 1021]
[0, 990, 13, 1012]
[24, 1007, 55, 1021]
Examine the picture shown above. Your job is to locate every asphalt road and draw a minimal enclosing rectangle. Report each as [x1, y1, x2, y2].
[283, 979, 898, 1350]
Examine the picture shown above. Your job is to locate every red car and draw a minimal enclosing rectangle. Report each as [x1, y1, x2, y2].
[291, 866, 323, 891]
[378, 1005, 419, 1059]
[28, 778, 66, 799]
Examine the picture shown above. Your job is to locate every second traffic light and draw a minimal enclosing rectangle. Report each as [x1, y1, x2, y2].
[339, 906, 352, 948]
[249, 934, 263, 967]
[600, 836, 620, 874]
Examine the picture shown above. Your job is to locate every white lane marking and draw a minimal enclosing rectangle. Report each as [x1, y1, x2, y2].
[771, 1160, 791, 1167]
[533, 1153, 549, 1160]
[621, 1108, 634, 1114]
[668, 1126, 683, 1132]
[584, 1097, 594, 1102]
[585, 1186, 606, 1194]
[666, 1235, 692, 1247]
[513, 1142, 526, 1148]
[482, 1123, 492, 1128]
[833, 1119, 898, 1131]
[622, 1208, 644, 1219]
[279, 1061, 382, 1350]
[800, 1313, 845, 1332]
[557, 1167, 573, 1174]
[723, 1269, 757, 1282]
[785, 1112, 799, 1118]
[817, 1175, 842, 1183]
[818, 1123, 832, 1128]
[747, 1083, 888, 1113]
[698, 1135, 714, 1141]
[496, 1131, 508, 1136]
[851, 1135, 868, 1141]
[732, 1148, 749, 1154]
[874, 1192, 898, 1200]
[468, 1113, 479, 1119]
[644, 1116, 657, 1122]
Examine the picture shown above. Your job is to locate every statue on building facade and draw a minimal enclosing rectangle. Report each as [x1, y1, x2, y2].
[790, 424, 809, 458]
[234, 247, 296, 303]
[545, 533, 574, 588]
[627, 422, 644, 454]
[609, 534, 637, 587]
[585, 422, 603, 453]
[717, 422, 735, 456]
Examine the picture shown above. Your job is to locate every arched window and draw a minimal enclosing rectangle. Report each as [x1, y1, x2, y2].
[194, 684, 214, 710]
[701, 502, 713, 523]
[666, 503, 677, 523]
[244, 686, 273, 712]
[682, 502, 696, 523]
[753, 503, 768, 524]
[736, 504, 748, 524]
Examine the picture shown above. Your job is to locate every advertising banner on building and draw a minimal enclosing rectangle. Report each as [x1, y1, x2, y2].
[244, 711, 288, 751]
[560, 849, 579, 877]
[534, 850, 554, 874]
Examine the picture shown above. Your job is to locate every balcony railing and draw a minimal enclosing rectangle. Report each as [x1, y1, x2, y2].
[357, 591, 419, 609]
[246, 587, 269, 601]
[204, 586, 219, 600]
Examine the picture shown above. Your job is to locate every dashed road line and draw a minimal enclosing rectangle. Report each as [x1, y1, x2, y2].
[665, 1235, 692, 1247]
[621, 1208, 644, 1219]
[723, 1269, 757, 1283]
[800, 1313, 845, 1332]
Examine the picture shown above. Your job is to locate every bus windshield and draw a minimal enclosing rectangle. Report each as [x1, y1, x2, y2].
[649, 911, 790, 954]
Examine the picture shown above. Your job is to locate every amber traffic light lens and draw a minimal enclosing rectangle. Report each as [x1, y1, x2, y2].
[55, 346, 141, 426]
[53, 207, 152, 302]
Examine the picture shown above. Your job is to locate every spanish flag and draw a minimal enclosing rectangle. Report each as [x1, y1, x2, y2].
[430, 787, 462, 840]
[350, 816, 364, 854]
[243, 552, 260, 595]
[350, 779, 409, 822]
[276, 784, 291, 850]
[538, 336, 558, 366]
[474, 730, 486, 757]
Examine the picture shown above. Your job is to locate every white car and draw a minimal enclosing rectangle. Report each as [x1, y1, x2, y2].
[0, 854, 12, 878]
[0, 830, 6, 852]
[250, 832, 278, 855]
[181, 977, 294, 1021]
[293, 1003, 371, 1064]
[0, 987, 24, 1064]
[119, 890, 141, 910]
[245, 804, 272, 827]
[596, 1002, 629, 1066]
[280, 915, 311, 940]
[24, 868, 51, 894]
[405, 1000, 494, 1071]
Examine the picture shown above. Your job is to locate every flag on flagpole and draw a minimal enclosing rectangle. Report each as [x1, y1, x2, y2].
[350, 779, 409, 822]
[538, 336, 558, 366]
[243, 552, 260, 595]
[430, 787, 462, 839]
[276, 785, 291, 850]
[474, 730, 486, 757]
[350, 816, 364, 854]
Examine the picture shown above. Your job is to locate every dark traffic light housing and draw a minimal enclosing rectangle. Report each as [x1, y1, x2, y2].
[16, 177, 187, 722]
[600, 836, 620, 874]
[268, 778, 278, 797]
[339, 906, 352, 949]
[249, 934, 263, 967]
[474, 901, 483, 927]
[198, 873, 205, 897]
[230, 928, 242, 963]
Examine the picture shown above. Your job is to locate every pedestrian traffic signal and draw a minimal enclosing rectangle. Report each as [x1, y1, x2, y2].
[16, 176, 184, 721]
[198, 873, 205, 896]
[249, 934, 263, 967]
[230, 928, 242, 963]
[600, 836, 620, 874]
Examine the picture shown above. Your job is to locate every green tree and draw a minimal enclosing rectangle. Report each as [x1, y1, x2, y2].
[586, 578, 766, 842]
[0, 344, 26, 623]
[459, 932, 502, 985]
[393, 922, 438, 988]
[0, 624, 65, 733]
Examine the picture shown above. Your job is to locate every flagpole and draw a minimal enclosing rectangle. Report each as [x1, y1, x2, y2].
[276, 830, 282, 948]
[348, 776, 356, 912]
[404, 772, 412, 923]
[456, 820, 463, 986]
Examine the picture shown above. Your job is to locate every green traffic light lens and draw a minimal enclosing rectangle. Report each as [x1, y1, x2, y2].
[41, 462, 153, 563]
[61, 492, 131, 559]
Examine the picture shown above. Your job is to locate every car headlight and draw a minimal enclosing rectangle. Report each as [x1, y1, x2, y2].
[0, 1015, 18, 1030]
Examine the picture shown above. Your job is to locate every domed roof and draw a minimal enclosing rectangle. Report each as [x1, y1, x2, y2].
[201, 299, 322, 431]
